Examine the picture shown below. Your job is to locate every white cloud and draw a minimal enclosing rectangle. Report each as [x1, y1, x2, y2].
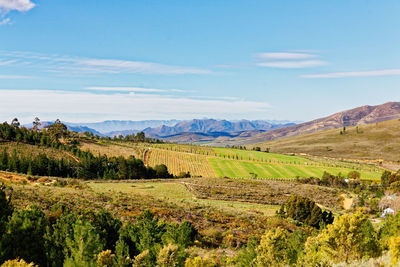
[0, 0, 35, 26]
[0, 89, 270, 123]
[255, 52, 317, 60]
[302, 69, 400, 78]
[0, 51, 212, 75]
[84, 86, 185, 93]
[73, 58, 211, 74]
[257, 60, 327, 69]
[255, 51, 327, 69]
[0, 0, 35, 12]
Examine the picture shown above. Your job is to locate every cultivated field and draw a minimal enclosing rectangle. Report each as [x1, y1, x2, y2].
[81, 141, 384, 179]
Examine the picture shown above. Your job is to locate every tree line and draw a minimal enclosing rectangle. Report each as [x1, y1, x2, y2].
[0, 119, 174, 179]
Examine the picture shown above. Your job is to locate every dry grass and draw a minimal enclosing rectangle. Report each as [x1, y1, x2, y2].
[184, 177, 343, 210]
[256, 119, 400, 168]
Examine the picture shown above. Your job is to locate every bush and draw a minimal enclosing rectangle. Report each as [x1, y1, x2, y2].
[157, 244, 180, 267]
[390, 236, 400, 266]
[1, 259, 37, 267]
[96, 250, 114, 267]
[303, 208, 380, 264]
[184, 256, 217, 267]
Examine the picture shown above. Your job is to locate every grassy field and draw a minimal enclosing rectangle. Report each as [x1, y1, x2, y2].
[254, 119, 400, 166]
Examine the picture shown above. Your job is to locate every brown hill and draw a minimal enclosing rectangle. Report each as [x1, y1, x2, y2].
[253, 119, 400, 169]
[225, 102, 400, 145]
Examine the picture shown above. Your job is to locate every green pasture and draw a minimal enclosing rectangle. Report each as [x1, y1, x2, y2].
[208, 157, 381, 180]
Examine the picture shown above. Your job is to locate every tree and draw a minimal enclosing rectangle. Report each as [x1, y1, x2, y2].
[283, 195, 333, 228]
[87, 210, 122, 251]
[11, 118, 20, 128]
[32, 117, 41, 132]
[0, 206, 47, 266]
[255, 227, 291, 267]
[0, 186, 13, 235]
[234, 238, 257, 267]
[163, 221, 197, 248]
[381, 170, 392, 185]
[154, 164, 170, 178]
[348, 171, 361, 180]
[303, 208, 380, 264]
[113, 239, 132, 267]
[48, 119, 68, 142]
[64, 219, 104, 267]
[45, 213, 77, 267]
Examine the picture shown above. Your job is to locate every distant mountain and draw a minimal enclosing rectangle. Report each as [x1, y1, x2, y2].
[24, 121, 103, 136]
[161, 130, 267, 144]
[221, 101, 400, 145]
[67, 126, 104, 137]
[143, 119, 295, 137]
[68, 120, 180, 133]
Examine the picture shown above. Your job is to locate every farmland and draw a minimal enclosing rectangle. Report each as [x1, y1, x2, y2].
[80, 141, 384, 179]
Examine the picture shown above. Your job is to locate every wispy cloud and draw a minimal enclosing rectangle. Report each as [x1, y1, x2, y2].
[0, 0, 35, 25]
[255, 52, 317, 60]
[257, 60, 327, 69]
[0, 51, 212, 75]
[84, 86, 185, 93]
[0, 89, 270, 123]
[0, 59, 18, 65]
[255, 51, 327, 69]
[302, 69, 400, 78]
[0, 74, 32, 79]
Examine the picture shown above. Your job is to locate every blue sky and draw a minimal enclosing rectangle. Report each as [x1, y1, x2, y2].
[0, 0, 400, 123]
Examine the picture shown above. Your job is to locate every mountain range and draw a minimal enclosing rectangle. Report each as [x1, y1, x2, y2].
[21, 102, 400, 145]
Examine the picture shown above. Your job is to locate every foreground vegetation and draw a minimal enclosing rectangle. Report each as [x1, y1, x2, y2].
[1, 172, 400, 266]
[1, 118, 400, 266]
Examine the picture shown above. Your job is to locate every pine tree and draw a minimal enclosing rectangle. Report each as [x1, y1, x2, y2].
[64, 219, 104, 267]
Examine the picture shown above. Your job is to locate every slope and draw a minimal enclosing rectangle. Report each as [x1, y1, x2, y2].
[214, 102, 400, 146]
[254, 119, 400, 168]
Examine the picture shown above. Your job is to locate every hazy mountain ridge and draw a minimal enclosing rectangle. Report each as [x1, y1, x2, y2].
[143, 119, 294, 137]
[68, 120, 181, 133]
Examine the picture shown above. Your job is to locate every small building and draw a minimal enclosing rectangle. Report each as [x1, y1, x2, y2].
[381, 208, 395, 218]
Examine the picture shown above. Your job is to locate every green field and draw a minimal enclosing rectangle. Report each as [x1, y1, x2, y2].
[212, 147, 310, 164]
[208, 157, 381, 179]
[80, 141, 384, 180]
